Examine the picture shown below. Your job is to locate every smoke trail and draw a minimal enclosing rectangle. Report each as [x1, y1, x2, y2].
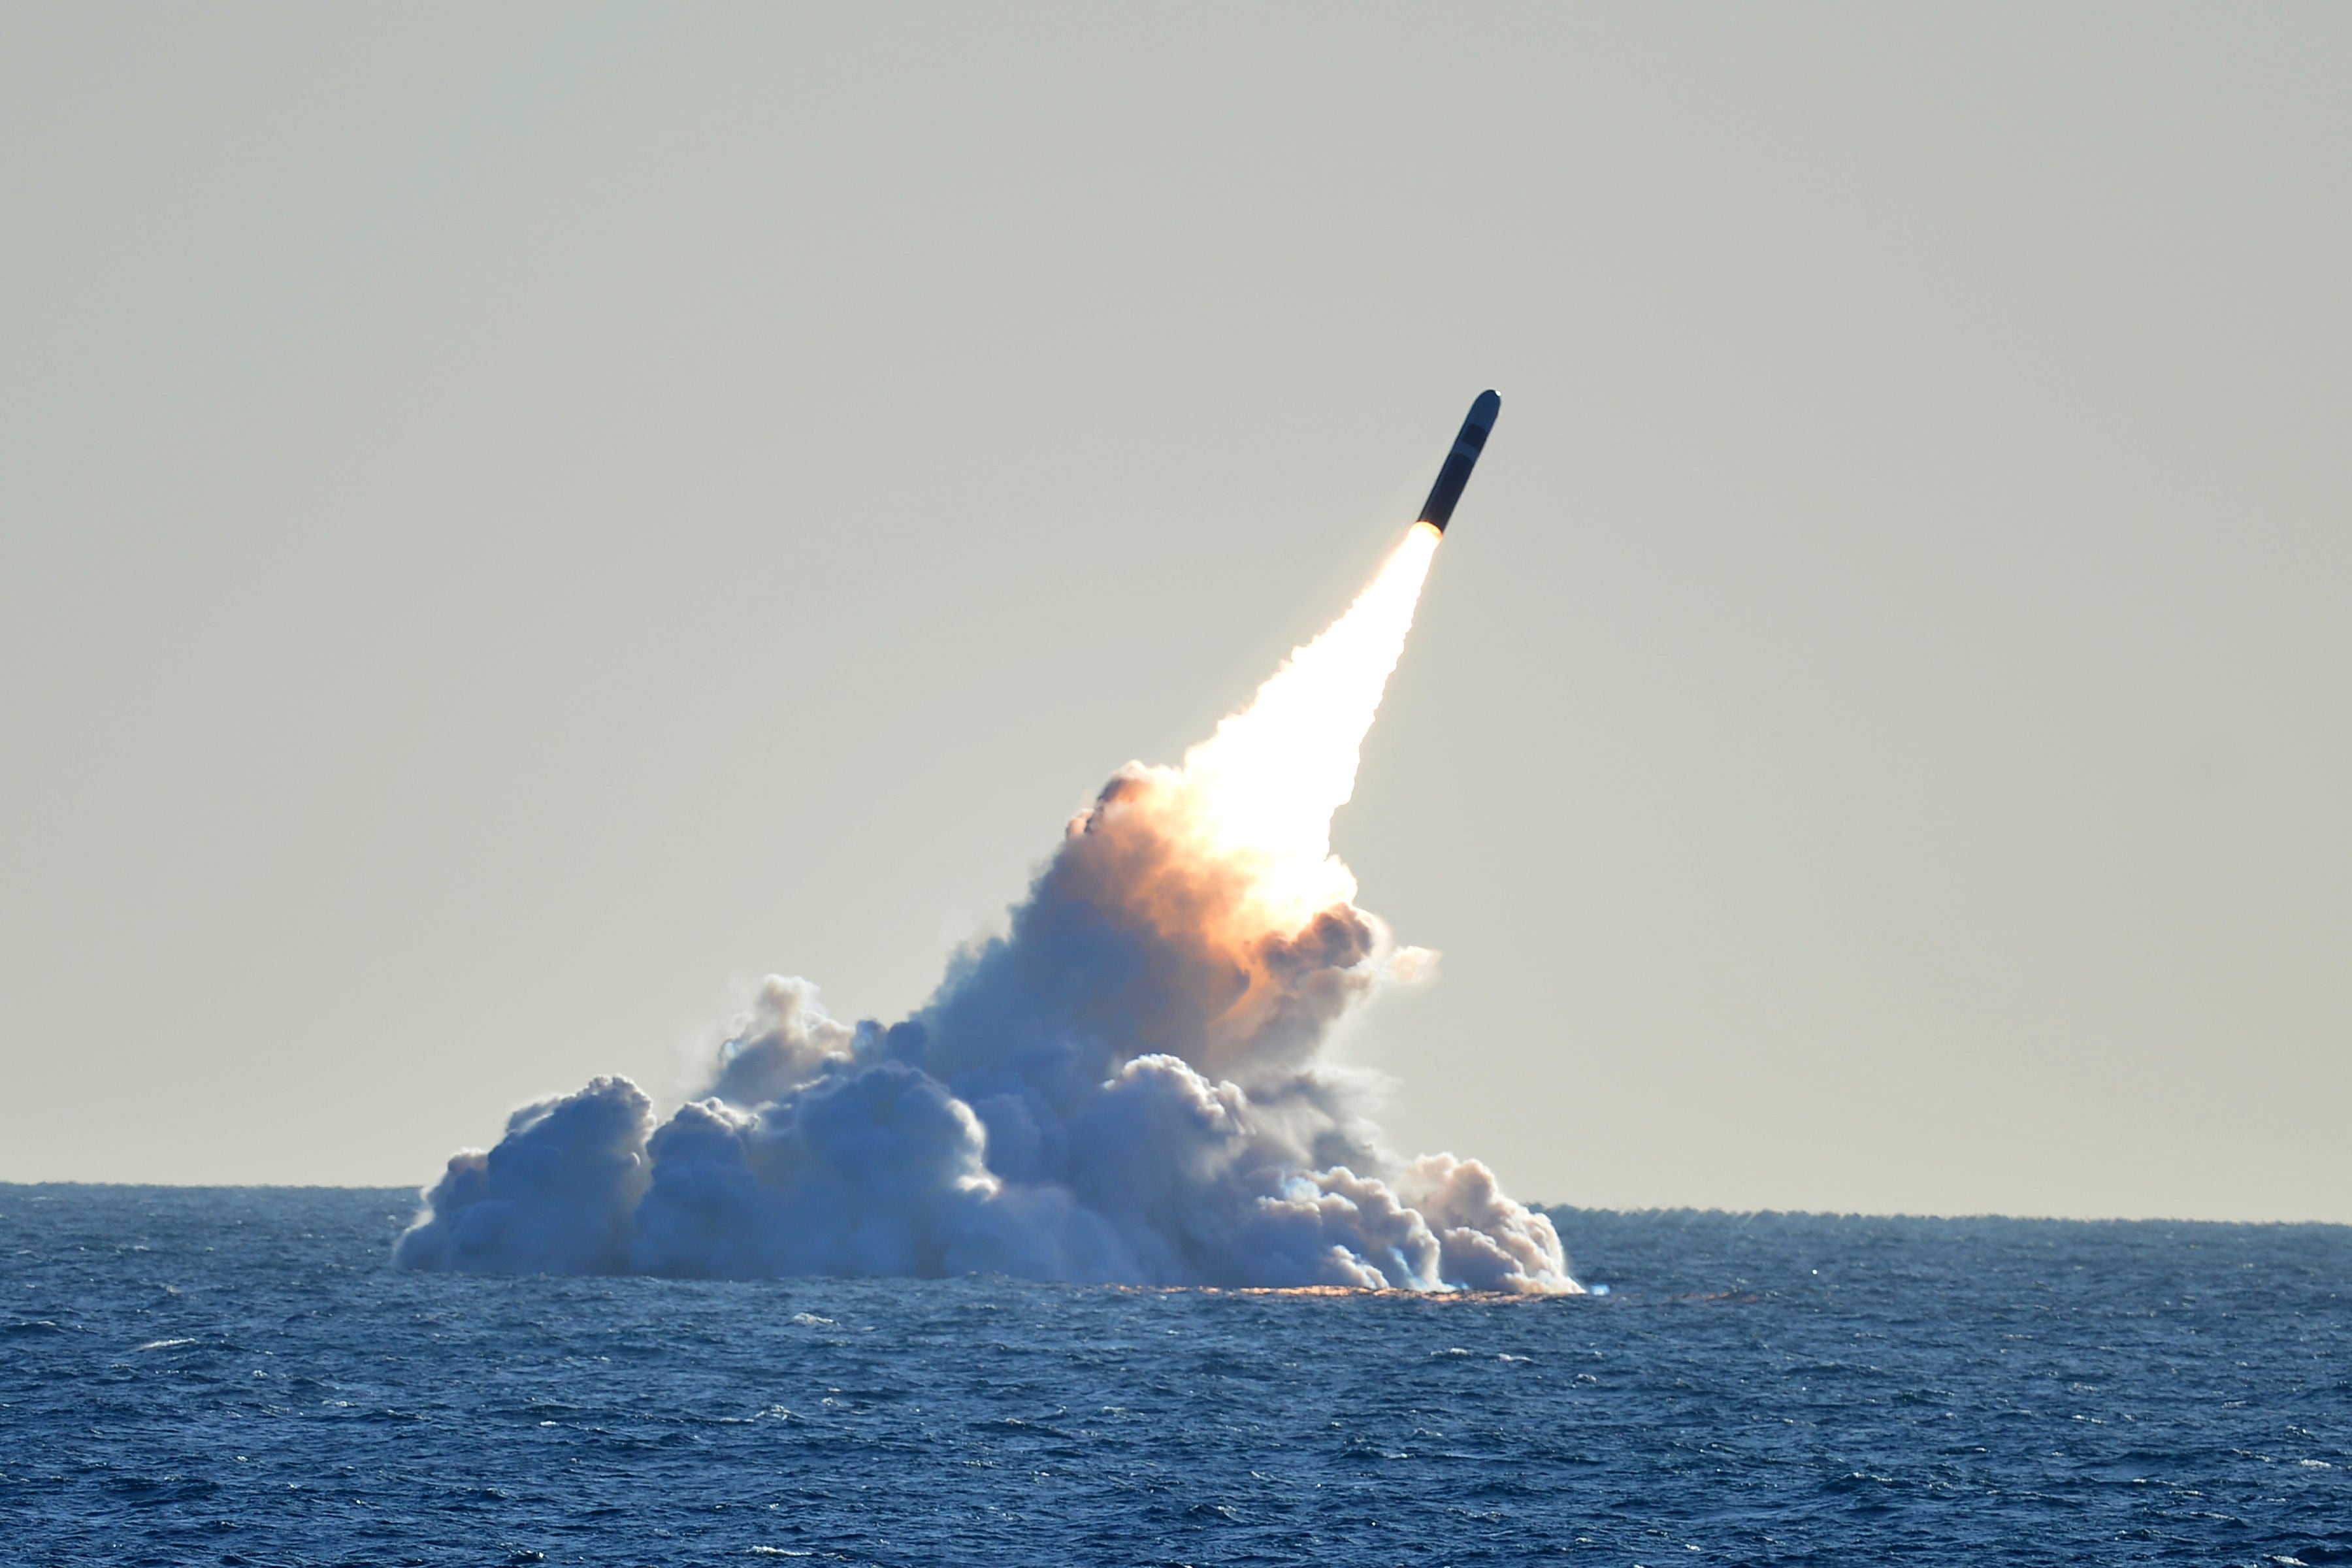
[397, 527, 1576, 1292]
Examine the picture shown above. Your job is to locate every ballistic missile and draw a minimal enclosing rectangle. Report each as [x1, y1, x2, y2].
[1416, 389, 1501, 534]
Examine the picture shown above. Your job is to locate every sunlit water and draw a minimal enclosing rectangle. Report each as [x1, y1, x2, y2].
[4, 1186, 2345, 1565]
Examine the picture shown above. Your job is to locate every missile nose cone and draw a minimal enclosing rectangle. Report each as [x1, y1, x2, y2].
[1416, 390, 1501, 534]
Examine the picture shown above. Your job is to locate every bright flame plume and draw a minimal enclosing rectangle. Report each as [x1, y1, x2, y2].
[1177, 522, 1443, 930]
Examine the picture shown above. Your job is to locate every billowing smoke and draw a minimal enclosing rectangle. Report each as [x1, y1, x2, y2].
[397, 527, 1577, 1292]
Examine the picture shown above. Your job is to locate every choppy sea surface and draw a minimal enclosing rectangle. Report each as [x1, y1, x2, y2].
[2, 1186, 2345, 1565]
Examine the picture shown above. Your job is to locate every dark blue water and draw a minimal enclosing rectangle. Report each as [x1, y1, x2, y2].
[3, 1187, 2345, 1565]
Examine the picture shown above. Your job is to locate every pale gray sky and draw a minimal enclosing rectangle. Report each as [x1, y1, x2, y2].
[3, 5, 2345, 1218]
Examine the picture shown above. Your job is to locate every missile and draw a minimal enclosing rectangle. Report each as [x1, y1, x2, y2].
[1416, 389, 1501, 534]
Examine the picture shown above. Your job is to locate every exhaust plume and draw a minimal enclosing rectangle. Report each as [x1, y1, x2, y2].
[397, 526, 1577, 1293]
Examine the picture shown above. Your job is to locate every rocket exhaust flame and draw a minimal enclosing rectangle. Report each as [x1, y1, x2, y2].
[1177, 522, 1440, 933]
[397, 399, 1570, 1292]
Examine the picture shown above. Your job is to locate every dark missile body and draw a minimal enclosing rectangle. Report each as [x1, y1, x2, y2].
[1417, 389, 1501, 533]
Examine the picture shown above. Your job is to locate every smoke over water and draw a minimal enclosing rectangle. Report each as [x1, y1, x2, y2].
[397, 525, 1577, 1292]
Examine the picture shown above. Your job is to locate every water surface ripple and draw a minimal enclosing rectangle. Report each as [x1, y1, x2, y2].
[3, 1187, 2345, 1564]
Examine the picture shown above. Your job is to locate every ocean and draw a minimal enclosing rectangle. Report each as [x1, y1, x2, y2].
[3, 1185, 2344, 1565]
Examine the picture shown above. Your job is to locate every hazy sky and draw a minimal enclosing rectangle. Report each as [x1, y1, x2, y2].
[4, 5, 2346, 1219]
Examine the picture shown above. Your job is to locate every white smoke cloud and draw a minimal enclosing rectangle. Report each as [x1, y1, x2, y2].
[396, 530, 1578, 1293]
